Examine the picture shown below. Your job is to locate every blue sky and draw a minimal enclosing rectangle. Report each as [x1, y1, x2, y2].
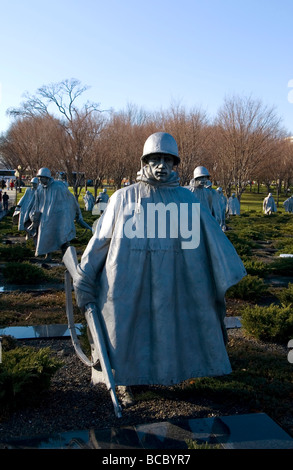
[1, 0, 293, 134]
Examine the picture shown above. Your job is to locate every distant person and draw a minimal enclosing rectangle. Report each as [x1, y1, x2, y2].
[263, 193, 277, 215]
[283, 195, 293, 213]
[227, 193, 240, 215]
[9, 180, 14, 191]
[2, 192, 9, 211]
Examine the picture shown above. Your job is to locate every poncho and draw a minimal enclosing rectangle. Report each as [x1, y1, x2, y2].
[83, 190, 95, 211]
[187, 179, 222, 224]
[284, 196, 293, 213]
[73, 170, 246, 386]
[263, 195, 277, 214]
[32, 179, 80, 256]
[14, 187, 36, 231]
[217, 191, 227, 230]
[227, 196, 240, 215]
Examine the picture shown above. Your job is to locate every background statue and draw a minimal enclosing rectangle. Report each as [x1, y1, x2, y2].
[227, 192, 240, 215]
[216, 187, 227, 231]
[83, 190, 95, 211]
[29, 167, 91, 261]
[283, 195, 293, 213]
[92, 188, 109, 216]
[13, 177, 39, 238]
[70, 132, 246, 393]
[204, 179, 222, 226]
[96, 188, 109, 214]
[263, 193, 277, 215]
[187, 166, 221, 223]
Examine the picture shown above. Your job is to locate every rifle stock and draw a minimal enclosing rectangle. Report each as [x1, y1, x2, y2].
[63, 245, 79, 278]
[85, 304, 122, 418]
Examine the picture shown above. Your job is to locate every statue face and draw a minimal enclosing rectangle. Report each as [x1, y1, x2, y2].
[194, 176, 209, 187]
[147, 155, 174, 182]
[39, 176, 50, 187]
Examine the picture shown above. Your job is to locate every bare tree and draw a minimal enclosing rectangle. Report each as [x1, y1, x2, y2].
[282, 137, 293, 190]
[7, 78, 105, 198]
[4, 86, 290, 203]
[153, 103, 211, 185]
[102, 113, 135, 189]
[0, 115, 63, 178]
[256, 136, 293, 203]
[101, 107, 155, 189]
[213, 95, 286, 199]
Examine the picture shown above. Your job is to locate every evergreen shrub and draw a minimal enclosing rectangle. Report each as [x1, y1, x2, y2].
[268, 258, 293, 276]
[2, 262, 48, 284]
[275, 283, 293, 306]
[243, 259, 269, 277]
[226, 274, 268, 300]
[241, 304, 293, 343]
[0, 244, 34, 261]
[0, 346, 62, 408]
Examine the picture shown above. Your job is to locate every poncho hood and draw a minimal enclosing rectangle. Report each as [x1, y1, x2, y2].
[137, 166, 180, 188]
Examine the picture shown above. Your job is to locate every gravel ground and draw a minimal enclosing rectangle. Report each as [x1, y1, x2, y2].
[0, 328, 292, 445]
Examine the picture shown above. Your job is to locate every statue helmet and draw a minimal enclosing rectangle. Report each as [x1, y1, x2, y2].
[37, 167, 51, 178]
[141, 132, 180, 165]
[193, 166, 210, 179]
[30, 177, 39, 184]
[217, 187, 223, 192]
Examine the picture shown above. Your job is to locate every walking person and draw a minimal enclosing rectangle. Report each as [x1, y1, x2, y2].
[3, 192, 9, 211]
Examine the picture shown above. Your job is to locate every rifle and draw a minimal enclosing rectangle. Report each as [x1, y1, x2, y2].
[63, 246, 122, 418]
[76, 217, 93, 232]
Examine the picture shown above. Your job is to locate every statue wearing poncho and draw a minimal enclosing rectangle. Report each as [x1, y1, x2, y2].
[73, 133, 246, 386]
[30, 170, 85, 257]
[13, 177, 39, 233]
[283, 195, 293, 213]
[83, 190, 95, 211]
[187, 166, 222, 226]
[263, 193, 277, 215]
